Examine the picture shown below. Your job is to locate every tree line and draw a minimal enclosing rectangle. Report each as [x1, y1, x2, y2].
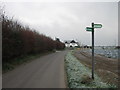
[2, 14, 65, 63]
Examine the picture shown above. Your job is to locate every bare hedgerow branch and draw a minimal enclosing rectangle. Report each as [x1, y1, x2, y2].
[2, 9, 65, 63]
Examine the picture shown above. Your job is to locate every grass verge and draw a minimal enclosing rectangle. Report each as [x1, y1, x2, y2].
[64, 51, 117, 88]
[73, 49, 118, 86]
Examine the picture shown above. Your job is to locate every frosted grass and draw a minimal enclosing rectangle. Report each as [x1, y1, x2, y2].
[65, 51, 116, 88]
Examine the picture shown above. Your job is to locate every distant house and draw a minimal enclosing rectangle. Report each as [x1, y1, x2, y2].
[65, 40, 79, 48]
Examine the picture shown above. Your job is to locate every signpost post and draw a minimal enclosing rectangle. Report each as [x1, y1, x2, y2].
[91, 23, 94, 79]
[86, 22, 102, 80]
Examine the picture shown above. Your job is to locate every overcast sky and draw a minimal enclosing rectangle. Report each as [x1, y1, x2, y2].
[2, 0, 118, 46]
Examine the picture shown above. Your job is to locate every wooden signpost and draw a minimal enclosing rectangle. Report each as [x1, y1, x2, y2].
[86, 22, 102, 79]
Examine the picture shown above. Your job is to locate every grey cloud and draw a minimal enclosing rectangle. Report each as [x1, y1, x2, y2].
[3, 2, 118, 46]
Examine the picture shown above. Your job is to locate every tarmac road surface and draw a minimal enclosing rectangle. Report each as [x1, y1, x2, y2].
[3, 50, 68, 88]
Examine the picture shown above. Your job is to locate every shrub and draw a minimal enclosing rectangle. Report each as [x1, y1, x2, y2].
[2, 13, 65, 63]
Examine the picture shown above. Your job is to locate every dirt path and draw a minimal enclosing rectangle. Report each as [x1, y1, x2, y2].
[73, 49, 118, 85]
[3, 50, 68, 88]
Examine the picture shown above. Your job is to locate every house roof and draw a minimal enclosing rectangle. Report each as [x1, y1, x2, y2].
[65, 40, 77, 44]
[70, 40, 76, 43]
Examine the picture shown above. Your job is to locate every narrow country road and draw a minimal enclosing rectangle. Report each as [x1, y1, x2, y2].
[3, 50, 68, 88]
